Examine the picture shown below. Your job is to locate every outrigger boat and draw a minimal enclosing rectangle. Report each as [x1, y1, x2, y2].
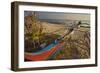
[25, 21, 82, 61]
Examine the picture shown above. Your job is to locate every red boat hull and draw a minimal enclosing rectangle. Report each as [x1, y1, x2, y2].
[25, 42, 65, 61]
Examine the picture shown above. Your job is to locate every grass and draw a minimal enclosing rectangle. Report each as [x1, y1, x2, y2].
[53, 29, 90, 60]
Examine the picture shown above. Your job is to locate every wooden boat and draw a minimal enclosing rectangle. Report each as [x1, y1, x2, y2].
[25, 42, 65, 61]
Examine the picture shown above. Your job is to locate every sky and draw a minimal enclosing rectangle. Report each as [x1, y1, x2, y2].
[24, 11, 90, 21]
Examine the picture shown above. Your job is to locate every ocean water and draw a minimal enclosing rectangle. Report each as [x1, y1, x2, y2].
[39, 19, 90, 27]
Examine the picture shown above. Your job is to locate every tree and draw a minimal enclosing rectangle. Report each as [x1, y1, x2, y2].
[25, 12, 44, 49]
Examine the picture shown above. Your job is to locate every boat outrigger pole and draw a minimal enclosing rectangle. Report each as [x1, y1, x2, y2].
[57, 21, 82, 42]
